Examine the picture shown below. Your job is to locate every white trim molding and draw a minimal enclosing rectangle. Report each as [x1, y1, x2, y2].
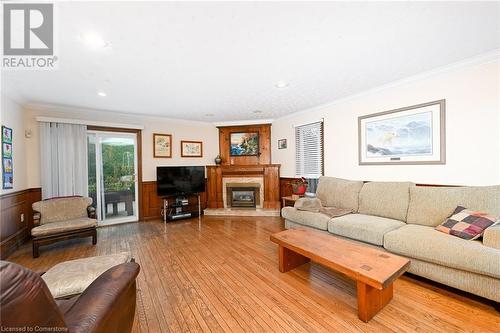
[35, 116, 145, 130]
[277, 49, 500, 121]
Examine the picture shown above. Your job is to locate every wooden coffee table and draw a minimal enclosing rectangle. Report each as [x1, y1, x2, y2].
[270, 228, 410, 322]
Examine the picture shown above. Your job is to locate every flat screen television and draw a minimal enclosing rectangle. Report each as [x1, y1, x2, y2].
[156, 166, 205, 197]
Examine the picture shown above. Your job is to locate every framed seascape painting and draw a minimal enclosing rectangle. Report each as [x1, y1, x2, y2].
[181, 140, 203, 157]
[153, 133, 172, 158]
[230, 132, 259, 156]
[358, 100, 446, 165]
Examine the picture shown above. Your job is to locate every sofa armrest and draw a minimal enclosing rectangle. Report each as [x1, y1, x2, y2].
[33, 212, 41, 226]
[64, 262, 140, 333]
[87, 206, 96, 219]
[483, 224, 500, 250]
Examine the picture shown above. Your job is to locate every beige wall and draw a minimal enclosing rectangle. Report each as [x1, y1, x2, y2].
[272, 59, 500, 186]
[24, 106, 219, 188]
[0, 94, 28, 194]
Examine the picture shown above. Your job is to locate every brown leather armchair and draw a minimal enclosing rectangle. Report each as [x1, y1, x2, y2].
[0, 260, 140, 333]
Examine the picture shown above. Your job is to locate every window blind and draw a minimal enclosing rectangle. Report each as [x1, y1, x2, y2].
[295, 121, 324, 178]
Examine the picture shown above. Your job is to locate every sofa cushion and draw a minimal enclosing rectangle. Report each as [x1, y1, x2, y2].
[281, 207, 331, 230]
[327, 214, 405, 246]
[435, 206, 499, 240]
[358, 181, 414, 221]
[384, 224, 500, 279]
[42, 252, 131, 298]
[315, 177, 364, 212]
[33, 197, 93, 224]
[31, 218, 97, 237]
[407, 185, 500, 227]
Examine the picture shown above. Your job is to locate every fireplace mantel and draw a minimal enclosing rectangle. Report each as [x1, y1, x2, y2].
[206, 164, 280, 209]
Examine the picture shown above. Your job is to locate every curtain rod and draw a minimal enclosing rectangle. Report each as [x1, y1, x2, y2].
[35, 116, 145, 130]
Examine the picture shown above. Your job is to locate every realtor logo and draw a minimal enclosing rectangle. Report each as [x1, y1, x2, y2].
[2, 2, 57, 69]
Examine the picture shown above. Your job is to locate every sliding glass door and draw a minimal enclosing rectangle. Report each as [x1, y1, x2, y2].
[88, 131, 138, 225]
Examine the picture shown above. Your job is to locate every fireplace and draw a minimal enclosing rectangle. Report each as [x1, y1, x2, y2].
[228, 188, 256, 208]
[226, 183, 261, 208]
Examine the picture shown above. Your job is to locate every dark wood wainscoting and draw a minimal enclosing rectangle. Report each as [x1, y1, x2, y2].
[279, 177, 298, 199]
[1, 188, 41, 259]
[141, 181, 208, 221]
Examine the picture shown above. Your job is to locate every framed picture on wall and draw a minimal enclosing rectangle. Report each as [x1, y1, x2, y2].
[358, 99, 446, 165]
[2, 126, 12, 143]
[230, 132, 259, 156]
[2, 125, 13, 189]
[153, 133, 172, 158]
[278, 139, 287, 149]
[3, 158, 12, 173]
[181, 140, 203, 157]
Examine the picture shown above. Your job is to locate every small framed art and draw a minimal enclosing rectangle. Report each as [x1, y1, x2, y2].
[278, 139, 287, 149]
[181, 140, 203, 157]
[2, 125, 13, 189]
[153, 133, 172, 158]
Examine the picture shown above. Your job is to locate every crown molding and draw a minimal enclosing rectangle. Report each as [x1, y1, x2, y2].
[277, 49, 500, 121]
[23, 102, 216, 127]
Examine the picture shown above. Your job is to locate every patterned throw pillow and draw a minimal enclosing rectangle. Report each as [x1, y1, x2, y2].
[435, 206, 498, 240]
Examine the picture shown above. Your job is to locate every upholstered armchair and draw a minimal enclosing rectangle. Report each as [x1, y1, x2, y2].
[32, 196, 97, 257]
[0, 260, 140, 333]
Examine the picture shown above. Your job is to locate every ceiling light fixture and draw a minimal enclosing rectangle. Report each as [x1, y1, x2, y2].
[204, 113, 214, 117]
[253, 110, 263, 114]
[81, 32, 109, 49]
[275, 80, 289, 89]
[97, 91, 107, 97]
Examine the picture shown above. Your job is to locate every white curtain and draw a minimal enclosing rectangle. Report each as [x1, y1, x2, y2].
[40, 122, 88, 199]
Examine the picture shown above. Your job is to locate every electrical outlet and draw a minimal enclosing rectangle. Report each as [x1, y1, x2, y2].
[20, 213, 24, 223]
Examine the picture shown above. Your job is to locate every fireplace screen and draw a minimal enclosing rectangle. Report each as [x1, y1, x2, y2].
[228, 187, 257, 208]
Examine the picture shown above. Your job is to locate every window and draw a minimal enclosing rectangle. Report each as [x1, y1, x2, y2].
[295, 121, 324, 179]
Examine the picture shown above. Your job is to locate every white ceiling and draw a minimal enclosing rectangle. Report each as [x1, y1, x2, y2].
[2, 1, 500, 122]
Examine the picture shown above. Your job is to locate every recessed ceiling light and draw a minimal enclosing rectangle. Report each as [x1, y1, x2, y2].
[253, 110, 263, 114]
[97, 91, 107, 97]
[275, 80, 289, 89]
[81, 32, 109, 49]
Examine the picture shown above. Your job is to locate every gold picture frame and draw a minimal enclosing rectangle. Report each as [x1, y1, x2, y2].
[153, 133, 172, 158]
[181, 140, 203, 157]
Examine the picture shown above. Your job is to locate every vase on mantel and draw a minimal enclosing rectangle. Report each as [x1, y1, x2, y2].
[214, 155, 222, 165]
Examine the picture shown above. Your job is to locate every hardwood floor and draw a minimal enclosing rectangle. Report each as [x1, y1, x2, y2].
[6, 216, 499, 333]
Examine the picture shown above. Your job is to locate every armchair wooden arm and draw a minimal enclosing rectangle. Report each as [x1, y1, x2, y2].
[87, 206, 96, 219]
[33, 212, 41, 227]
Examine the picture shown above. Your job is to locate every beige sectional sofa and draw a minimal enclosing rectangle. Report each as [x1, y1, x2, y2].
[282, 177, 500, 302]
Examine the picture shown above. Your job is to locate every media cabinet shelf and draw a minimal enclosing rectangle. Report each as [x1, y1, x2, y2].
[160, 194, 202, 222]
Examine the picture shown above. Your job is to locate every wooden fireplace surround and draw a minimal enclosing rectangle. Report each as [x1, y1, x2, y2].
[206, 164, 281, 209]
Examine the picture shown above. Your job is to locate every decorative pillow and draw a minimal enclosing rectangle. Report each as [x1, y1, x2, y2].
[435, 206, 498, 240]
[42, 252, 131, 299]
